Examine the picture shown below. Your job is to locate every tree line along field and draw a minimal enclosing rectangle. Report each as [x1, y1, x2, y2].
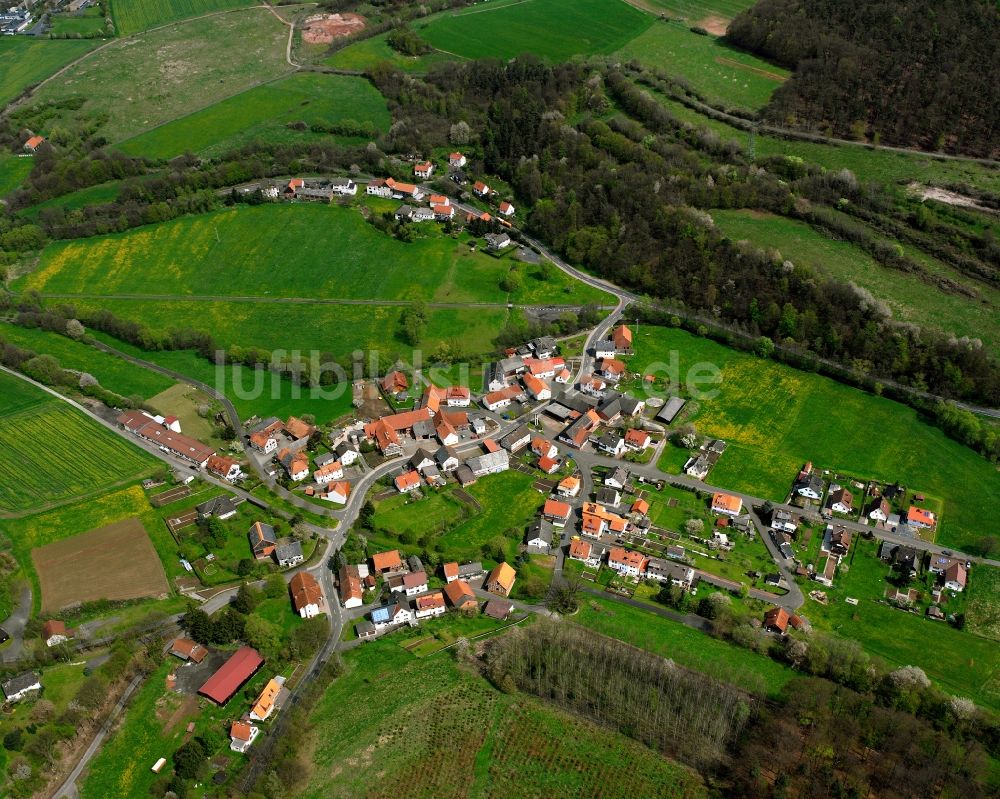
[108, 0, 257, 36]
[20, 8, 290, 144]
[0, 372, 156, 515]
[19, 204, 612, 308]
[0, 321, 176, 401]
[418, 0, 653, 63]
[298, 640, 708, 799]
[640, 86, 1000, 194]
[117, 73, 392, 161]
[710, 210, 1000, 357]
[0, 38, 98, 107]
[623, 325, 998, 552]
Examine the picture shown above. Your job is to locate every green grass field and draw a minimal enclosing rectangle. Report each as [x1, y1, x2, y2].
[711, 210, 1000, 357]
[24, 8, 290, 143]
[0, 37, 98, 107]
[19, 181, 123, 217]
[325, 31, 458, 73]
[797, 538, 1000, 710]
[0, 153, 33, 197]
[626, 326, 998, 551]
[0, 322, 175, 400]
[965, 565, 1000, 641]
[640, 86, 1000, 193]
[419, 0, 653, 62]
[0, 373, 156, 514]
[614, 20, 788, 110]
[640, 0, 755, 22]
[573, 595, 795, 695]
[118, 73, 391, 160]
[49, 4, 109, 36]
[109, 0, 256, 35]
[300, 638, 708, 799]
[21, 204, 609, 307]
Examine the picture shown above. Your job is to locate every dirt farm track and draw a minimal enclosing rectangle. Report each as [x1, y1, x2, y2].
[33, 517, 170, 613]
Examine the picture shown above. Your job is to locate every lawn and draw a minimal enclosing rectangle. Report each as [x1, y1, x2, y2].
[109, 0, 256, 35]
[21, 204, 610, 307]
[0, 322, 175, 400]
[640, 85, 1000, 194]
[299, 638, 708, 799]
[614, 20, 788, 110]
[0, 153, 33, 197]
[0, 372, 157, 514]
[49, 4, 109, 36]
[573, 594, 795, 696]
[628, 325, 999, 552]
[0, 37, 97, 107]
[711, 210, 1000, 357]
[22, 8, 290, 143]
[86, 332, 358, 425]
[965, 565, 1000, 641]
[117, 72, 391, 160]
[796, 538, 1000, 711]
[419, 0, 653, 62]
[369, 470, 545, 565]
[325, 31, 457, 73]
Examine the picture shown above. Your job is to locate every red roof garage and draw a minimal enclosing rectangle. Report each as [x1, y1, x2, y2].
[198, 647, 263, 705]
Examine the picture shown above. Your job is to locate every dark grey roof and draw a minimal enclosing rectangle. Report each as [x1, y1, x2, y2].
[412, 420, 435, 439]
[597, 397, 622, 419]
[647, 559, 692, 583]
[335, 441, 356, 457]
[501, 424, 531, 450]
[597, 431, 622, 449]
[249, 522, 277, 544]
[545, 403, 574, 421]
[458, 561, 484, 578]
[607, 466, 630, 486]
[314, 452, 336, 467]
[249, 416, 281, 434]
[410, 448, 436, 469]
[196, 495, 242, 517]
[1, 671, 39, 699]
[526, 519, 553, 545]
[620, 397, 644, 416]
[596, 487, 620, 505]
[407, 555, 424, 573]
[530, 336, 557, 354]
[455, 464, 476, 485]
[594, 339, 615, 352]
[274, 541, 304, 562]
[435, 445, 458, 465]
[655, 397, 687, 423]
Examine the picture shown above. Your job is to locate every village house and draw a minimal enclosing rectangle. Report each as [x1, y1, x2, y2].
[646, 558, 695, 590]
[593, 340, 616, 359]
[543, 498, 572, 527]
[569, 539, 601, 567]
[449, 152, 467, 168]
[623, 428, 651, 451]
[248, 522, 277, 558]
[284, 416, 316, 441]
[249, 676, 286, 722]
[559, 409, 602, 449]
[338, 564, 365, 608]
[289, 572, 324, 619]
[473, 180, 491, 197]
[597, 358, 627, 383]
[485, 562, 517, 597]
[443, 579, 478, 611]
[612, 324, 633, 353]
[394, 470, 422, 494]
[557, 475, 581, 498]
[763, 606, 790, 634]
[388, 571, 429, 597]
[596, 487, 621, 506]
[631, 498, 650, 518]
[537, 454, 560, 474]
[483, 598, 514, 621]
[483, 384, 522, 411]
[943, 561, 967, 592]
[117, 410, 214, 467]
[501, 424, 532, 453]
[531, 437, 558, 460]
[466, 448, 510, 476]
[579, 374, 607, 398]
[907, 506, 937, 529]
[605, 466, 630, 490]
[608, 547, 648, 579]
[711, 492, 743, 517]
[367, 178, 393, 197]
[230, 721, 260, 753]
[867, 497, 891, 522]
[794, 463, 824, 499]
[825, 527, 852, 556]
[596, 431, 625, 458]
[1, 672, 40, 704]
[414, 161, 434, 178]
[523, 373, 551, 401]
[828, 487, 854, 515]
[276, 448, 310, 482]
[169, 637, 208, 663]
[334, 441, 360, 466]
[23, 135, 45, 153]
[381, 370, 409, 400]
[499, 201, 515, 217]
[385, 177, 425, 200]
[42, 620, 71, 648]
[196, 494, 242, 521]
[371, 550, 404, 575]
[207, 454, 243, 482]
[274, 541, 304, 568]
[525, 518, 554, 552]
[313, 460, 344, 484]
[415, 591, 447, 619]
[306, 481, 350, 504]
[770, 508, 798, 534]
[486, 232, 512, 250]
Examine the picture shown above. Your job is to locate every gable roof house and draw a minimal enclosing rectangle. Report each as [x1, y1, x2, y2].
[525, 519, 554, 551]
[943, 561, 967, 592]
[371, 550, 404, 575]
[338, 564, 365, 608]
[196, 494, 242, 521]
[537, 454, 560, 474]
[646, 558, 695, 589]
[612, 324, 633, 353]
[313, 460, 344, 485]
[307, 480, 350, 504]
[443, 579, 478, 610]
[415, 591, 447, 619]
[1, 672, 41, 703]
[569, 539, 599, 567]
[485, 232, 511, 250]
[608, 547, 648, 579]
[169, 637, 208, 663]
[277, 448, 310, 481]
[605, 466, 630, 490]
[867, 497, 891, 522]
[43, 619, 71, 647]
[388, 571, 429, 597]
[284, 416, 316, 441]
[249, 676, 286, 722]
[828, 487, 854, 515]
[624, 428, 651, 451]
[764, 606, 790, 634]
[499, 200, 515, 217]
[230, 721, 260, 753]
[274, 541, 304, 568]
[395, 470, 422, 494]
[289, 572, 324, 618]
[501, 424, 532, 453]
[414, 161, 434, 178]
[593, 340, 616, 359]
[473, 180, 491, 197]
[907, 506, 937, 529]
[559, 409, 602, 449]
[23, 135, 45, 153]
[381, 369, 409, 399]
[597, 358, 627, 383]
[543, 498, 572, 527]
[826, 527, 852, 556]
[711, 492, 743, 517]
[485, 562, 517, 597]
[207, 454, 243, 482]
[449, 152, 467, 167]
[466, 448, 510, 476]
[522, 373, 551, 401]
[795, 473, 825, 500]
[557, 475, 581, 498]
[248, 522, 277, 558]
[596, 431, 625, 458]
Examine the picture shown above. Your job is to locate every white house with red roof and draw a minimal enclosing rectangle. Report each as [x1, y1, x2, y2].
[394, 470, 422, 493]
[499, 201, 515, 217]
[449, 152, 467, 167]
[414, 161, 434, 178]
[207, 454, 243, 482]
[473, 180, 491, 197]
[608, 547, 648, 579]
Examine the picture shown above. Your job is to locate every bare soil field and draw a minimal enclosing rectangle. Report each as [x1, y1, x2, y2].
[698, 15, 729, 35]
[33, 516, 170, 612]
[302, 13, 366, 44]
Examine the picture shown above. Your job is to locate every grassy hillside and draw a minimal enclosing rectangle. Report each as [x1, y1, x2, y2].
[614, 20, 788, 110]
[0, 373, 156, 514]
[22, 8, 290, 143]
[109, 0, 256, 35]
[419, 0, 653, 62]
[299, 638, 708, 799]
[117, 73, 391, 160]
[624, 325, 999, 552]
[325, 31, 457, 73]
[0, 154, 33, 198]
[711, 210, 1000, 356]
[0, 38, 98, 107]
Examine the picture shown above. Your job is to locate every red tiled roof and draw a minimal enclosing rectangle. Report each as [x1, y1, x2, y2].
[569, 539, 592, 560]
[289, 572, 322, 612]
[443, 579, 476, 607]
[543, 499, 571, 519]
[199, 647, 263, 704]
[372, 550, 403, 572]
[395, 470, 422, 491]
[443, 562, 459, 579]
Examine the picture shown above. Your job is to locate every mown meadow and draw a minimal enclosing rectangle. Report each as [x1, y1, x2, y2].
[108, 0, 256, 36]
[623, 325, 999, 552]
[117, 73, 391, 160]
[0, 37, 97, 107]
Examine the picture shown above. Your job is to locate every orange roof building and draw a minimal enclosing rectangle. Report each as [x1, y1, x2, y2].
[764, 606, 790, 633]
[612, 324, 633, 351]
[249, 678, 284, 721]
[568, 539, 593, 561]
[289, 572, 324, 618]
[371, 550, 403, 574]
[443, 579, 477, 610]
[485, 562, 517, 596]
[711, 492, 743, 516]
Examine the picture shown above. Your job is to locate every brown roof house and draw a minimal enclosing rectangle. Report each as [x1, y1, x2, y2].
[169, 637, 208, 663]
[763, 606, 790, 634]
[289, 572, 325, 618]
[485, 563, 517, 597]
[42, 620, 72, 648]
[248, 522, 277, 559]
[443, 579, 477, 611]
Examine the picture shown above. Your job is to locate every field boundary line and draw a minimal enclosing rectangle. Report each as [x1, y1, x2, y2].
[0, 474, 148, 519]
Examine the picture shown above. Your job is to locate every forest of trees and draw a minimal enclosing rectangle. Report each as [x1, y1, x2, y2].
[726, 0, 1000, 157]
